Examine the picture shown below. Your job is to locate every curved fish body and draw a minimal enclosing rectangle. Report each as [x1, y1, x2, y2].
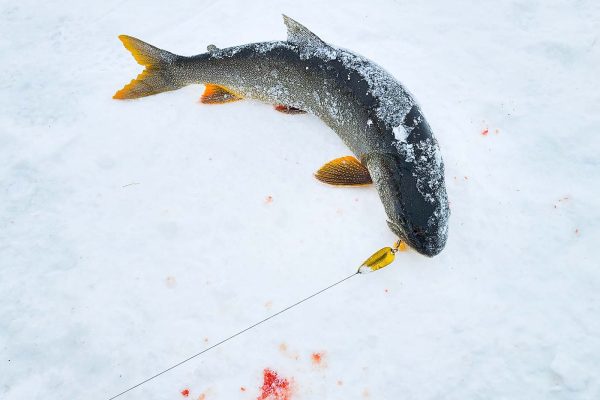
[114, 15, 449, 256]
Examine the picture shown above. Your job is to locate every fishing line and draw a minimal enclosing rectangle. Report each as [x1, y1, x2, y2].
[107, 271, 359, 400]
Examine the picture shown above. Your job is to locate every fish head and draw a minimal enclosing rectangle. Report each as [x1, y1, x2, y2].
[365, 111, 449, 257]
[386, 208, 447, 257]
[380, 161, 449, 258]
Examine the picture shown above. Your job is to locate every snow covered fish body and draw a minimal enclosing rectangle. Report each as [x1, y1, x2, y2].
[114, 15, 449, 257]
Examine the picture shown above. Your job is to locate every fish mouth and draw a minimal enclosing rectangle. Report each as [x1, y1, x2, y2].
[387, 220, 443, 257]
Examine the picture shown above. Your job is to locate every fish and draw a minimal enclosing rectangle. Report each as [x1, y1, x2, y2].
[114, 15, 450, 257]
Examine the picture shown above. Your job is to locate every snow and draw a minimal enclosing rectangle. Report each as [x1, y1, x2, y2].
[392, 124, 408, 142]
[1, 1, 600, 400]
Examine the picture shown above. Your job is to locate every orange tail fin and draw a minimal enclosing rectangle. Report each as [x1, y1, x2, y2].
[113, 35, 183, 99]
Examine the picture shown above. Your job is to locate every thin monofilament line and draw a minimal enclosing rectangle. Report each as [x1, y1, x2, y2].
[107, 271, 359, 400]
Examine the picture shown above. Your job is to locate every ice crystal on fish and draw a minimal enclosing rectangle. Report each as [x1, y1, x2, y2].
[396, 142, 415, 163]
[412, 138, 445, 205]
[335, 48, 414, 130]
[393, 124, 408, 142]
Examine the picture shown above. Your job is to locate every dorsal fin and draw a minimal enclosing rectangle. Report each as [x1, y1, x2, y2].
[282, 14, 325, 47]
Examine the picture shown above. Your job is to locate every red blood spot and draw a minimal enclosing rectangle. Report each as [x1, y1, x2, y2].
[311, 352, 322, 364]
[181, 389, 190, 397]
[258, 368, 292, 400]
[481, 128, 489, 136]
[311, 352, 327, 368]
[241, 386, 246, 392]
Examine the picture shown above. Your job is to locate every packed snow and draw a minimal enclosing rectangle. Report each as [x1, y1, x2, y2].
[1, 1, 599, 399]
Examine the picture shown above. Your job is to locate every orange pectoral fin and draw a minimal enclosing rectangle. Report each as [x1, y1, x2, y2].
[200, 84, 242, 104]
[315, 156, 373, 186]
[274, 104, 307, 114]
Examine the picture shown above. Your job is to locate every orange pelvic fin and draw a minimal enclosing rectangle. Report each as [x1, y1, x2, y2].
[200, 84, 242, 104]
[315, 156, 373, 186]
[274, 104, 307, 114]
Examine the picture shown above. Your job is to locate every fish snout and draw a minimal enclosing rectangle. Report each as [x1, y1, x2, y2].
[387, 220, 446, 257]
[409, 226, 445, 257]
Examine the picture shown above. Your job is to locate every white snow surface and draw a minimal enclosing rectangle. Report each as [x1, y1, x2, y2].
[1, 1, 600, 399]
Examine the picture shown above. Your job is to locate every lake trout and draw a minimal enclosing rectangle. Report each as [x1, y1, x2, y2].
[114, 15, 449, 257]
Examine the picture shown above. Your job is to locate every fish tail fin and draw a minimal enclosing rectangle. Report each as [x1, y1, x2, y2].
[113, 35, 184, 99]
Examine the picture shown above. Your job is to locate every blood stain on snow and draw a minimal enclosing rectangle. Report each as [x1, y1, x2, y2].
[265, 195, 273, 204]
[311, 351, 327, 368]
[181, 388, 190, 397]
[481, 128, 489, 136]
[257, 368, 292, 400]
[241, 386, 246, 392]
[311, 352, 322, 364]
